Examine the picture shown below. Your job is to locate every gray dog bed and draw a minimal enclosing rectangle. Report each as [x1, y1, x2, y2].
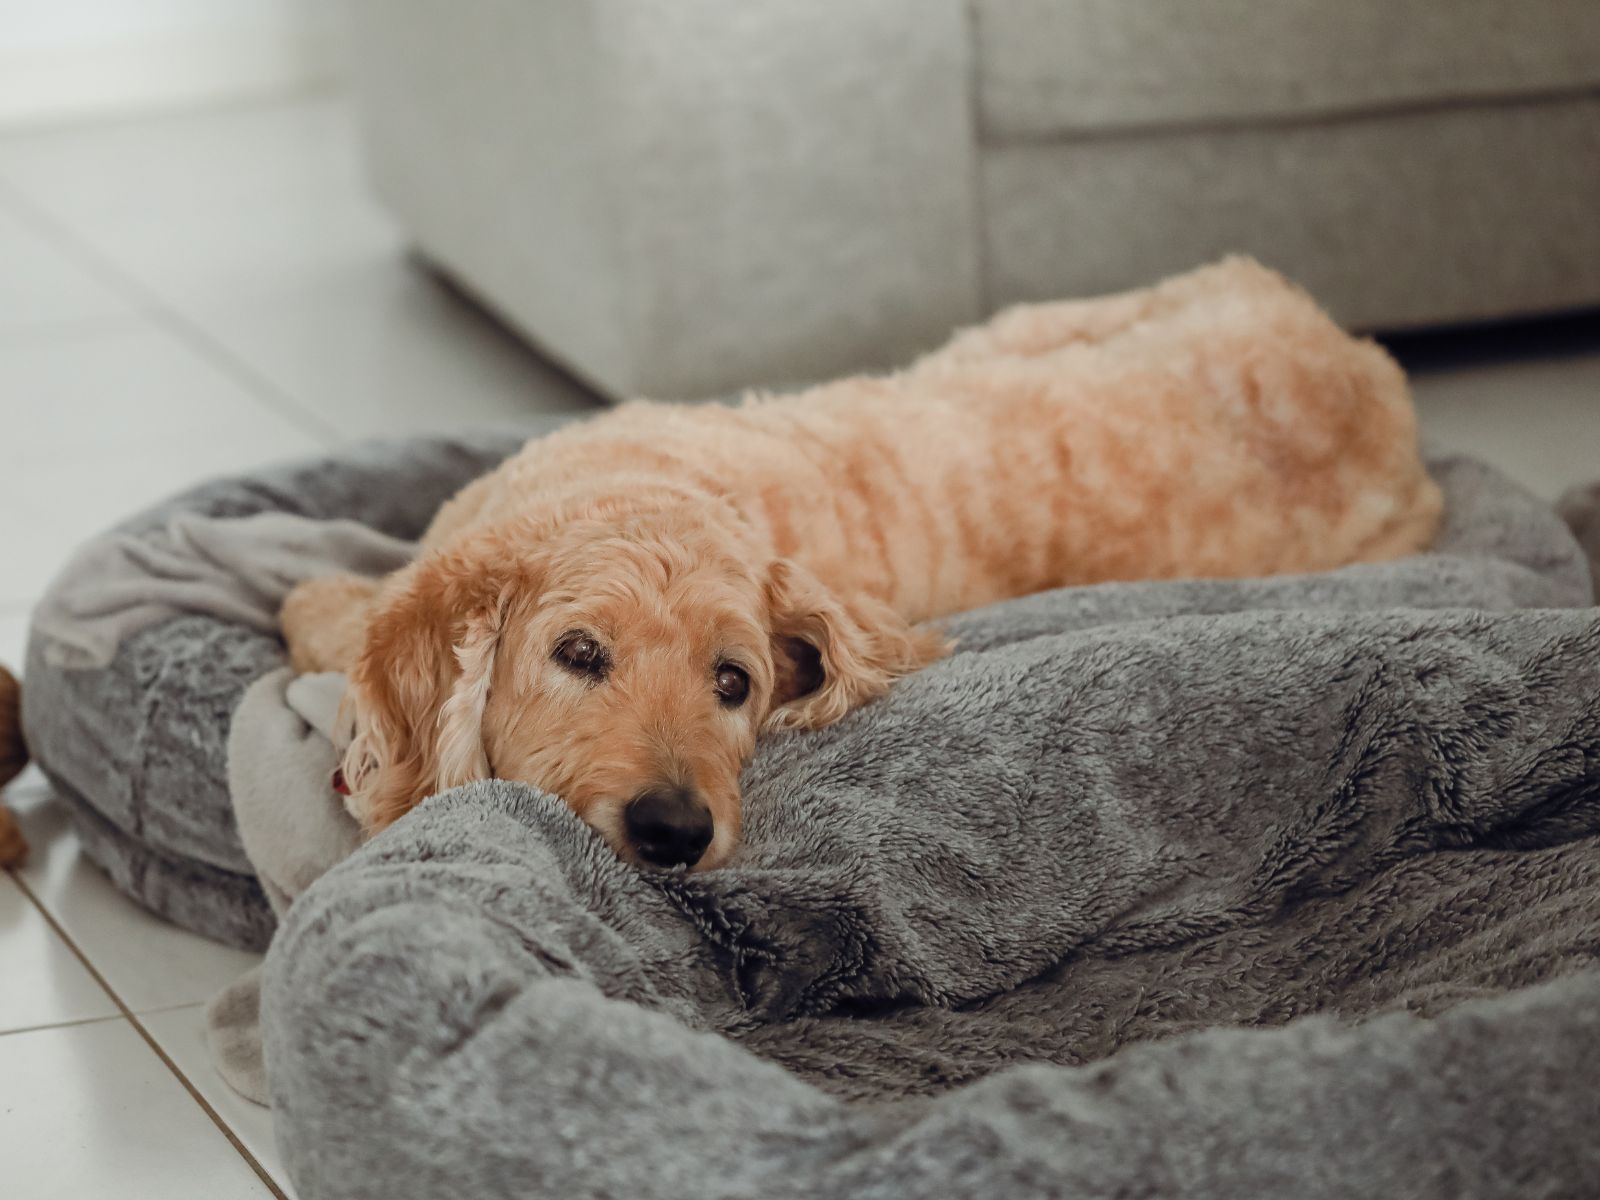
[19, 432, 1600, 1197]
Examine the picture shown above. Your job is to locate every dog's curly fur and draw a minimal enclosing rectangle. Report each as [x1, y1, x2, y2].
[282, 258, 1441, 868]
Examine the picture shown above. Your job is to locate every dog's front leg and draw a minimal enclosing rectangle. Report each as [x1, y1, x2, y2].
[280, 574, 383, 675]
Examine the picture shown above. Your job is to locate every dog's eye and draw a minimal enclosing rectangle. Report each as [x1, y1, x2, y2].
[714, 663, 750, 707]
[554, 633, 610, 680]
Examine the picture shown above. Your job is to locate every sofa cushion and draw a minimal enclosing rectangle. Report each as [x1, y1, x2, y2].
[978, 96, 1600, 330]
[974, 0, 1600, 139]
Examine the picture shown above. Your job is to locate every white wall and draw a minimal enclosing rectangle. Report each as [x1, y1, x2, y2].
[0, 0, 342, 127]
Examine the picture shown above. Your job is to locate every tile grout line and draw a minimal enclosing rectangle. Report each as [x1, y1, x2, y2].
[0, 1010, 125, 1040]
[0, 178, 343, 448]
[8, 868, 288, 1200]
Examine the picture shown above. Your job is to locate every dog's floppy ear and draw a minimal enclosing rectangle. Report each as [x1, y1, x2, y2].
[763, 557, 949, 730]
[342, 543, 519, 833]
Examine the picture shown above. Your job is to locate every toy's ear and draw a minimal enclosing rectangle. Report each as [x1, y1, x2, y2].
[342, 544, 523, 833]
[763, 558, 949, 730]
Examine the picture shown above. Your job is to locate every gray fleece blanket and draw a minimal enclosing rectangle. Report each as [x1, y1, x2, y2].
[263, 456, 1600, 1200]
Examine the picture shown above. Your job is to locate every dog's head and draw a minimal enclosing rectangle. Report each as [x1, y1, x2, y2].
[340, 505, 946, 869]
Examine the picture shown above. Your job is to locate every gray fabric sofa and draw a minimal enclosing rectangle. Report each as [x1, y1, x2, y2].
[344, 1, 1600, 399]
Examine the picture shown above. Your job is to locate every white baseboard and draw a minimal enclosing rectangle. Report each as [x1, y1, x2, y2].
[0, 26, 343, 128]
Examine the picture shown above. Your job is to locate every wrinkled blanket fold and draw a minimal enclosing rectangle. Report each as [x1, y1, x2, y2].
[208, 668, 362, 1104]
[244, 455, 1600, 1198]
[34, 512, 415, 671]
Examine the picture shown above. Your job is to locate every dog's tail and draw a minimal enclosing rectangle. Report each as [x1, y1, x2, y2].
[0, 665, 28, 867]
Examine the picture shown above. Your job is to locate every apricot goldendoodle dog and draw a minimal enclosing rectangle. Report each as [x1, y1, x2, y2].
[281, 259, 1441, 870]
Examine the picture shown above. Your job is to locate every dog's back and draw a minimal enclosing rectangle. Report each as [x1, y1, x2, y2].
[474, 259, 1440, 625]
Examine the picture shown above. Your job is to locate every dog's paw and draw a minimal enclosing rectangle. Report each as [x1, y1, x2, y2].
[281, 574, 382, 674]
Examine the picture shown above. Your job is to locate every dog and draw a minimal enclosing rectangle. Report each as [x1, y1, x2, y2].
[281, 259, 1442, 871]
[1, 665, 28, 867]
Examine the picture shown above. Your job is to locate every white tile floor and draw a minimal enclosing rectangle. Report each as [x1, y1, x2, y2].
[0, 90, 1596, 1198]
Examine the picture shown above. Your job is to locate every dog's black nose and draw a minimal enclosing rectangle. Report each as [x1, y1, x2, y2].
[624, 787, 713, 868]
